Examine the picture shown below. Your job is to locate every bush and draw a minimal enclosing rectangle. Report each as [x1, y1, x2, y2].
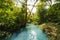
[39, 23, 57, 40]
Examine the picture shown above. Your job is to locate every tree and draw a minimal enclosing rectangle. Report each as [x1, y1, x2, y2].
[35, 1, 47, 24]
[0, 0, 26, 39]
[46, 3, 60, 23]
[34, 0, 60, 24]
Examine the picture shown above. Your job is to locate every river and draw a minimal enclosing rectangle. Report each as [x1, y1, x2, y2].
[5, 24, 48, 40]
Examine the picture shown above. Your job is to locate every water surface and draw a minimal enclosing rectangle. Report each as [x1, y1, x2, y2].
[6, 24, 48, 40]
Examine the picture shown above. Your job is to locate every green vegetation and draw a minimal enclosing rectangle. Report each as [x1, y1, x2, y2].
[0, 0, 26, 39]
[0, 0, 60, 40]
[32, 0, 60, 40]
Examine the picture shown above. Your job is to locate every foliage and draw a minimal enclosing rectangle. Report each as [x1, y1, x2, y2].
[39, 23, 57, 40]
[46, 3, 60, 23]
[35, 3, 47, 24]
[0, 0, 26, 39]
[35, 2, 60, 24]
[36, 3, 60, 40]
[0, 0, 60, 40]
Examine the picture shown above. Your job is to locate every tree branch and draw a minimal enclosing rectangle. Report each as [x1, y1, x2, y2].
[30, 0, 38, 14]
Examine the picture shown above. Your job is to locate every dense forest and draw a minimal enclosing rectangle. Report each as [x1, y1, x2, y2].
[0, 0, 60, 40]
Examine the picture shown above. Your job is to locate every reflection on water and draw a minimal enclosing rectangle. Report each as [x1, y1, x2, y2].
[5, 24, 48, 40]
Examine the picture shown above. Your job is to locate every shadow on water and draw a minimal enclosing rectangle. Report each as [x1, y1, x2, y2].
[5, 23, 48, 40]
